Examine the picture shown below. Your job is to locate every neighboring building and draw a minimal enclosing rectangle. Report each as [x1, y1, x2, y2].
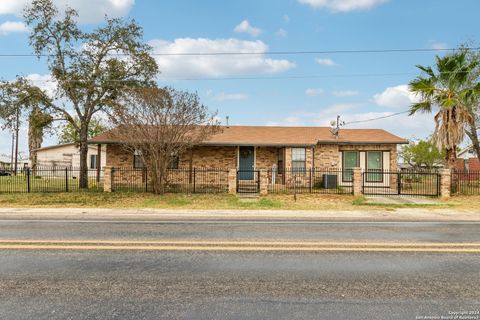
[0, 154, 29, 170]
[34, 143, 106, 170]
[0, 155, 11, 169]
[89, 126, 408, 188]
[456, 144, 479, 172]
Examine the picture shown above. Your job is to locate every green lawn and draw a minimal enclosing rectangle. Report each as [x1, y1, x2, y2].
[0, 192, 464, 210]
[0, 175, 102, 192]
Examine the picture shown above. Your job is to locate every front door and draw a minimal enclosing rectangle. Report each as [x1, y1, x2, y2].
[238, 146, 255, 180]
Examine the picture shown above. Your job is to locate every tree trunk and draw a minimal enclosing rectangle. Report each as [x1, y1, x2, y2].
[79, 123, 89, 189]
[446, 147, 457, 169]
[28, 106, 45, 175]
[465, 120, 480, 162]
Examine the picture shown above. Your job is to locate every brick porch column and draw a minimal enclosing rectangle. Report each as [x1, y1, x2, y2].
[103, 166, 114, 192]
[259, 169, 268, 196]
[228, 168, 237, 195]
[439, 169, 451, 198]
[352, 167, 362, 196]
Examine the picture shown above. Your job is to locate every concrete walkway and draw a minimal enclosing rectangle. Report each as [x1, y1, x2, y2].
[0, 207, 479, 222]
[365, 196, 441, 205]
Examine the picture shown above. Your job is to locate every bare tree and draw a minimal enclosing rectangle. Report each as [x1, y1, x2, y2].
[110, 87, 220, 194]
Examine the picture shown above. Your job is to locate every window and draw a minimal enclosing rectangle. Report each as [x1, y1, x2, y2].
[133, 149, 144, 168]
[169, 155, 180, 169]
[90, 155, 98, 169]
[291, 147, 306, 173]
[366, 151, 383, 182]
[342, 151, 359, 182]
[277, 148, 284, 174]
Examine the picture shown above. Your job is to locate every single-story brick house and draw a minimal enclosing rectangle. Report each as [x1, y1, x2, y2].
[89, 126, 408, 188]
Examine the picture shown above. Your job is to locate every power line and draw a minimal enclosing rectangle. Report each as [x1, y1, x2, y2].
[13, 72, 414, 82]
[9, 70, 473, 82]
[344, 110, 411, 125]
[0, 47, 479, 57]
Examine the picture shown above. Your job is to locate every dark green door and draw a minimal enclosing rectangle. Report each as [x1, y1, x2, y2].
[239, 146, 255, 180]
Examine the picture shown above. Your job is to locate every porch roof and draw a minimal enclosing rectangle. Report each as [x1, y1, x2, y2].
[89, 125, 408, 146]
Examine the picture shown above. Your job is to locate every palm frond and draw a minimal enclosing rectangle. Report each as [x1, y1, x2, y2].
[409, 102, 432, 115]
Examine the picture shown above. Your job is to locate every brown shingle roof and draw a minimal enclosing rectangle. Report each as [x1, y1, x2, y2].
[89, 125, 408, 146]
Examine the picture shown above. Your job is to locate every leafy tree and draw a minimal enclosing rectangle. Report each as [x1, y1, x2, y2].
[400, 139, 445, 168]
[111, 87, 220, 194]
[463, 46, 480, 161]
[0, 77, 52, 172]
[23, 0, 158, 188]
[409, 50, 480, 168]
[58, 117, 107, 144]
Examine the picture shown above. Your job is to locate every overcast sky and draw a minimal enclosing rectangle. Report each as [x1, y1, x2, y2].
[0, 0, 478, 156]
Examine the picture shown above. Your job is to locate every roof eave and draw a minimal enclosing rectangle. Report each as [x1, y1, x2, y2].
[317, 140, 409, 145]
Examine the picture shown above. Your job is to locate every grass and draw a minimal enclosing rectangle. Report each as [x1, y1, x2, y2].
[0, 192, 362, 210]
[1, 191, 477, 210]
[0, 175, 101, 192]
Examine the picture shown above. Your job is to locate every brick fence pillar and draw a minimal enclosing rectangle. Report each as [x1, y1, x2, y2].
[259, 169, 268, 196]
[439, 169, 451, 198]
[103, 166, 114, 192]
[352, 167, 362, 196]
[228, 168, 237, 195]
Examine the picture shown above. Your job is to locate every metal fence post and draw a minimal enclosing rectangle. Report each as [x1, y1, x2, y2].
[26, 167, 31, 193]
[65, 167, 69, 192]
[257, 170, 260, 193]
[437, 173, 441, 197]
[397, 172, 401, 195]
[309, 168, 312, 193]
[193, 168, 196, 193]
[144, 167, 148, 193]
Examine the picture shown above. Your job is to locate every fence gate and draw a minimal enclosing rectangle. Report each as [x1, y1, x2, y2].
[362, 170, 440, 197]
[237, 170, 260, 193]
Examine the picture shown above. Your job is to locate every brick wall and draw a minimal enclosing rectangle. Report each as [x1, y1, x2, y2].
[455, 158, 480, 172]
[105, 143, 399, 172]
[106, 144, 236, 169]
[256, 147, 278, 169]
[181, 146, 237, 168]
[314, 145, 339, 168]
[106, 144, 133, 167]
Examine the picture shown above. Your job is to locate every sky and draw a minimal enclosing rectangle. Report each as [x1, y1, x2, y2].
[0, 0, 479, 157]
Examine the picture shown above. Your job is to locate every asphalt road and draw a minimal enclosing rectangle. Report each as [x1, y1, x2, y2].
[0, 219, 479, 320]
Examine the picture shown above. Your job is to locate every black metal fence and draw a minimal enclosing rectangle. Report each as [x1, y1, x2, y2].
[0, 166, 103, 193]
[451, 170, 480, 195]
[236, 170, 260, 193]
[362, 170, 440, 197]
[268, 168, 353, 194]
[112, 167, 229, 193]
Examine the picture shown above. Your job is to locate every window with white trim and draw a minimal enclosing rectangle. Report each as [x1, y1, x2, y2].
[366, 151, 383, 182]
[133, 149, 144, 168]
[90, 154, 98, 169]
[291, 148, 306, 173]
[342, 151, 359, 182]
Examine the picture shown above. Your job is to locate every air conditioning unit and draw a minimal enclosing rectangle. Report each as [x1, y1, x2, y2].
[322, 174, 338, 189]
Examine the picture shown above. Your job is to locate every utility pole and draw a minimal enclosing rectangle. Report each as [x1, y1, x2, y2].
[14, 105, 20, 175]
[10, 132, 14, 170]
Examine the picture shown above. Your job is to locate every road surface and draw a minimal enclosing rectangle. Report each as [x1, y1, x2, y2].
[0, 218, 479, 319]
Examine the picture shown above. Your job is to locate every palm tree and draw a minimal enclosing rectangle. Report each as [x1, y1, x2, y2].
[409, 50, 480, 169]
